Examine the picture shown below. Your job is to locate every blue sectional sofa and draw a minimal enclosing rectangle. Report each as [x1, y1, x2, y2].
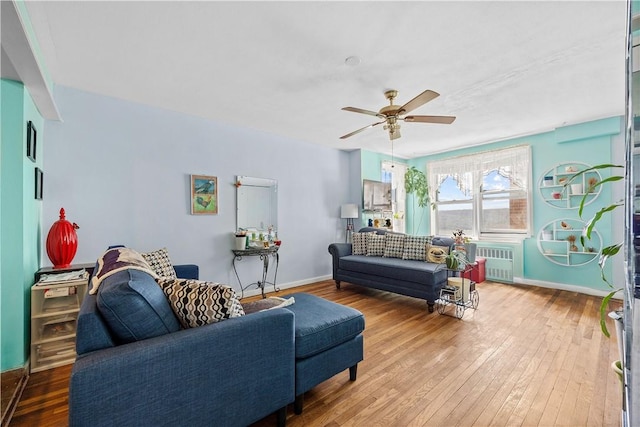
[328, 227, 455, 312]
[69, 264, 295, 427]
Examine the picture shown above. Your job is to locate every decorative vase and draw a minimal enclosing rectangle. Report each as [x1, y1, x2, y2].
[46, 208, 80, 269]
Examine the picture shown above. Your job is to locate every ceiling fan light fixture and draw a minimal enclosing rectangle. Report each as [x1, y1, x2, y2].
[340, 89, 455, 141]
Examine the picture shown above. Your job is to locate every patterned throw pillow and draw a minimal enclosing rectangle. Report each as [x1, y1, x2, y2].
[90, 247, 158, 294]
[142, 247, 177, 278]
[156, 278, 245, 328]
[426, 244, 450, 264]
[402, 236, 431, 261]
[366, 233, 385, 257]
[384, 233, 406, 258]
[352, 232, 370, 255]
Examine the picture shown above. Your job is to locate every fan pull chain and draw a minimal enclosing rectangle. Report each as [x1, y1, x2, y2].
[391, 140, 395, 168]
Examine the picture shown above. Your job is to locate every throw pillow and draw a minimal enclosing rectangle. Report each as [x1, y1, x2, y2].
[97, 269, 181, 343]
[384, 233, 406, 258]
[351, 232, 371, 255]
[426, 244, 450, 264]
[402, 235, 430, 261]
[142, 247, 177, 278]
[90, 247, 158, 294]
[156, 278, 245, 328]
[242, 296, 295, 315]
[366, 233, 385, 256]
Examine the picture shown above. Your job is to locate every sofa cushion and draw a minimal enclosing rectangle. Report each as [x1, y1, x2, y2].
[90, 247, 158, 294]
[96, 268, 181, 343]
[283, 293, 364, 359]
[157, 278, 245, 328]
[383, 233, 406, 258]
[426, 244, 449, 263]
[339, 254, 444, 286]
[352, 232, 369, 255]
[402, 235, 432, 261]
[142, 247, 177, 278]
[366, 233, 385, 256]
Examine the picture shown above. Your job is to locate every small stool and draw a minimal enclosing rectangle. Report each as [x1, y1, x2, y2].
[284, 293, 365, 414]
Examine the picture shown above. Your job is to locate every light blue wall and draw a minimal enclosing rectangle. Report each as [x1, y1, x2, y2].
[404, 116, 622, 292]
[43, 86, 352, 290]
[1, 79, 44, 371]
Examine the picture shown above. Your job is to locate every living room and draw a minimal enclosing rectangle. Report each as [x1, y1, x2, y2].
[0, 1, 632, 426]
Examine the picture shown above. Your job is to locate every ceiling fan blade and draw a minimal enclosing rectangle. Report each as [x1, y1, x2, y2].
[340, 121, 385, 139]
[399, 90, 439, 114]
[342, 107, 385, 118]
[404, 115, 456, 124]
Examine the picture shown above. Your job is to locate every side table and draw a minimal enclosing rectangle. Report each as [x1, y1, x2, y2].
[232, 246, 280, 298]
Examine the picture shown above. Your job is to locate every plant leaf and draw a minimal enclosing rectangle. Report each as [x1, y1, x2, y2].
[583, 202, 623, 239]
[600, 289, 622, 338]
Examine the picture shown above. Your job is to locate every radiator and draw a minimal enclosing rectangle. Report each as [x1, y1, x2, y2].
[476, 246, 514, 283]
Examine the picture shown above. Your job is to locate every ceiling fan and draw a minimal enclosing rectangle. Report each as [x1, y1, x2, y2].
[340, 89, 456, 141]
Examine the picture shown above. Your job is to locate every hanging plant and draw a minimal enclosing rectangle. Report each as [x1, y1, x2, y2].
[404, 166, 431, 235]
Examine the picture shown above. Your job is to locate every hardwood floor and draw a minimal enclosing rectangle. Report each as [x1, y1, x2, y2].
[10, 280, 621, 426]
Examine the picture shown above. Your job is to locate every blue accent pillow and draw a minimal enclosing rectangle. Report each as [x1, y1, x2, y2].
[96, 268, 181, 343]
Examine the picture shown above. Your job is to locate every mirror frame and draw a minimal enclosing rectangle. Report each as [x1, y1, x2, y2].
[236, 175, 278, 232]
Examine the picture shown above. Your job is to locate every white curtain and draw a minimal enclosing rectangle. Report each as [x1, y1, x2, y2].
[428, 145, 530, 195]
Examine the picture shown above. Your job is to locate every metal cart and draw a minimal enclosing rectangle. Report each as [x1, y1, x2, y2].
[436, 268, 479, 319]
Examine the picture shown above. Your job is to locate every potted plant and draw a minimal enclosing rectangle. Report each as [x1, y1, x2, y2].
[452, 229, 477, 263]
[445, 249, 470, 271]
[404, 166, 431, 235]
[565, 163, 624, 337]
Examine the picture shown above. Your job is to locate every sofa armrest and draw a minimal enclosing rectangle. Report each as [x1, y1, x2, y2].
[328, 243, 352, 280]
[69, 309, 294, 427]
[174, 264, 199, 279]
[328, 242, 352, 258]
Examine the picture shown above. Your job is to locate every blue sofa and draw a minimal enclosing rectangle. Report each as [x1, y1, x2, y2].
[69, 264, 295, 427]
[328, 227, 455, 312]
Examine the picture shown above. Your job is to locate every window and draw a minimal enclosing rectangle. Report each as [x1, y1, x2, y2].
[428, 145, 531, 239]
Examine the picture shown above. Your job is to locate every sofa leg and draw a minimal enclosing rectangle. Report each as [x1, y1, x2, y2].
[349, 364, 358, 381]
[276, 406, 287, 427]
[427, 301, 435, 313]
[294, 394, 303, 415]
[335, 280, 341, 289]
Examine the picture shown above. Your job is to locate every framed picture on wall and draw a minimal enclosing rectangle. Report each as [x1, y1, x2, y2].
[35, 167, 43, 200]
[190, 174, 217, 215]
[27, 121, 37, 162]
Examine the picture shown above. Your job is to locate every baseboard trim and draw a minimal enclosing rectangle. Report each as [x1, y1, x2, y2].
[1, 362, 29, 427]
[240, 275, 332, 299]
[513, 276, 621, 300]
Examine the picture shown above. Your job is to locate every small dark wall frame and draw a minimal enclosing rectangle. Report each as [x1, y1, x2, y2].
[35, 167, 43, 200]
[27, 121, 37, 162]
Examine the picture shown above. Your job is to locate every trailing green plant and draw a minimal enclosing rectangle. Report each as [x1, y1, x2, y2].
[404, 166, 431, 235]
[565, 163, 624, 337]
[445, 249, 470, 271]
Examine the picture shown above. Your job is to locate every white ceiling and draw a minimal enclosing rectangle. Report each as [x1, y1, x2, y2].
[20, 0, 627, 158]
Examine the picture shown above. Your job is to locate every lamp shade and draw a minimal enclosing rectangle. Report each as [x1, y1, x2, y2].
[340, 203, 359, 219]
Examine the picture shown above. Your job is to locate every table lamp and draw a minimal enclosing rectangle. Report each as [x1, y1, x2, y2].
[341, 203, 359, 243]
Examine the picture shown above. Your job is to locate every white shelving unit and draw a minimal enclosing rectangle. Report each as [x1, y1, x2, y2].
[538, 162, 602, 209]
[537, 218, 601, 266]
[30, 273, 88, 373]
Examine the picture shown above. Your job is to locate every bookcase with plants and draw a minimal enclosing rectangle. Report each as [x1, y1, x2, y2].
[537, 218, 601, 266]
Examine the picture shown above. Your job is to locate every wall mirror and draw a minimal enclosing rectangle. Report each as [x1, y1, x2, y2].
[236, 176, 277, 232]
